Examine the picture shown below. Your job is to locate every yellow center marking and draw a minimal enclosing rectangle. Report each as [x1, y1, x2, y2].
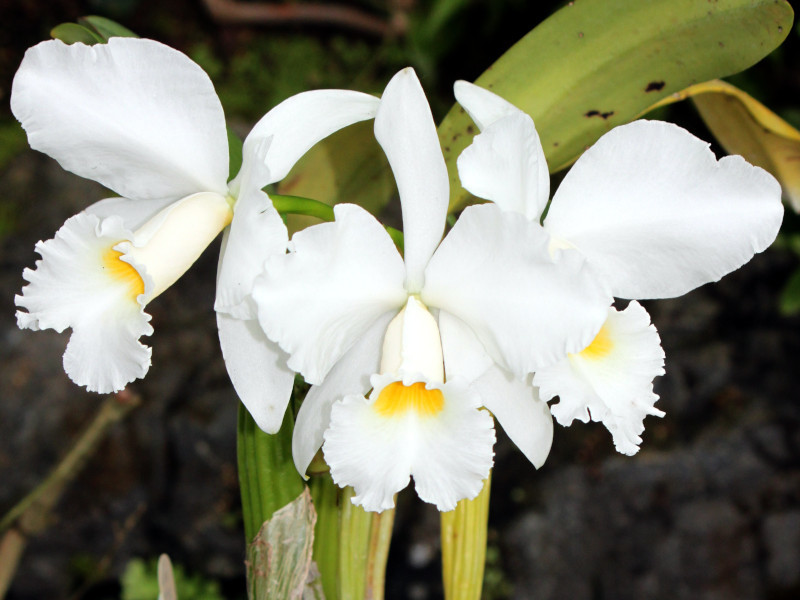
[102, 247, 145, 299]
[373, 381, 445, 418]
[574, 324, 614, 360]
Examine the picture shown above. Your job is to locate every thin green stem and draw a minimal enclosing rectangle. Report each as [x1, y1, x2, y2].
[441, 471, 492, 600]
[270, 194, 405, 254]
[270, 194, 335, 222]
[237, 403, 304, 544]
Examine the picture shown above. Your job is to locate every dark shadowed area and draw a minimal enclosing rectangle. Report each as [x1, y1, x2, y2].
[1, 1, 800, 599]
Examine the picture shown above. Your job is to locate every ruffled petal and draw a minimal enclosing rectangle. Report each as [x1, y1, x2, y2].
[215, 187, 288, 320]
[235, 89, 380, 191]
[11, 38, 228, 200]
[422, 203, 611, 376]
[453, 80, 524, 131]
[471, 366, 552, 468]
[323, 374, 495, 512]
[292, 312, 393, 476]
[375, 68, 449, 293]
[534, 301, 666, 455]
[253, 203, 407, 385]
[544, 120, 784, 299]
[438, 310, 493, 384]
[217, 313, 295, 434]
[16, 212, 153, 392]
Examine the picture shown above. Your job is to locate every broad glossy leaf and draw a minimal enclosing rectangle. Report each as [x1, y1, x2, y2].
[647, 79, 800, 212]
[50, 23, 104, 45]
[276, 119, 394, 233]
[441, 0, 793, 211]
[79, 16, 139, 40]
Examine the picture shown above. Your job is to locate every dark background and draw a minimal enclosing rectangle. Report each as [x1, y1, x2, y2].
[1, 1, 800, 598]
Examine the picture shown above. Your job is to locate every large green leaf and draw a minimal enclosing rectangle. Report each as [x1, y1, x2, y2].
[264, 0, 793, 216]
[440, 0, 792, 210]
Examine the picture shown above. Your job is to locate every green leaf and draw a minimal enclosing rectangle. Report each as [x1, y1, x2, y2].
[441, 0, 794, 211]
[50, 23, 104, 45]
[78, 15, 138, 40]
[227, 126, 244, 180]
[276, 119, 394, 233]
[237, 404, 305, 544]
[646, 79, 800, 212]
[780, 266, 800, 316]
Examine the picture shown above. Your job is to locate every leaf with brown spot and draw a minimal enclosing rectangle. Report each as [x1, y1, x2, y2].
[646, 79, 800, 211]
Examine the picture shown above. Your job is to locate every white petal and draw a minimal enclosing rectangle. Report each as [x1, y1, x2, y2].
[453, 80, 524, 131]
[215, 187, 288, 320]
[11, 38, 229, 200]
[217, 314, 295, 434]
[375, 68, 449, 293]
[471, 366, 553, 468]
[16, 212, 153, 392]
[323, 374, 495, 512]
[544, 120, 784, 299]
[456, 116, 548, 219]
[534, 301, 666, 456]
[292, 312, 392, 476]
[253, 203, 407, 385]
[422, 203, 611, 376]
[235, 89, 380, 190]
[438, 310, 493, 384]
[86, 196, 177, 232]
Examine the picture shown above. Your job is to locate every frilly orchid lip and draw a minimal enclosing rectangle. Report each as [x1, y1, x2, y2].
[12, 37, 380, 432]
[454, 80, 783, 454]
[253, 67, 609, 511]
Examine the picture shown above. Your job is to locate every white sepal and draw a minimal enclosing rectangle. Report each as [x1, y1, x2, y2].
[375, 68, 449, 293]
[534, 301, 666, 455]
[16, 212, 153, 392]
[292, 312, 392, 477]
[472, 366, 553, 468]
[217, 314, 295, 434]
[439, 310, 493, 384]
[457, 112, 549, 220]
[453, 80, 523, 131]
[236, 89, 380, 191]
[215, 188, 288, 320]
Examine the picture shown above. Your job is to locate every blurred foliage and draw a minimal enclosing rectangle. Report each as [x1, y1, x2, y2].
[189, 36, 379, 121]
[482, 543, 512, 600]
[121, 557, 224, 600]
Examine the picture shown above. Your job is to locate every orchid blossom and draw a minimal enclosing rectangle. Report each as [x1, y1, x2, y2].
[454, 81, 784, 455]
[11, 37, 379, 432]
[252, 68, 611, 512]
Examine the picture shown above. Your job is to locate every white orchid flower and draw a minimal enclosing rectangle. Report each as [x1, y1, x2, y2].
[252, 68, 611, 512]
[11, 37, 379, 433]
[454, 81, 784, 455]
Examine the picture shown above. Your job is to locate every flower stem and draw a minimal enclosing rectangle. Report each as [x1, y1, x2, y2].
[270, 194, 404, 253]
[310, 471, 395, 600]
[441, 471, 492, 600]
[237, 403, 305, 544]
